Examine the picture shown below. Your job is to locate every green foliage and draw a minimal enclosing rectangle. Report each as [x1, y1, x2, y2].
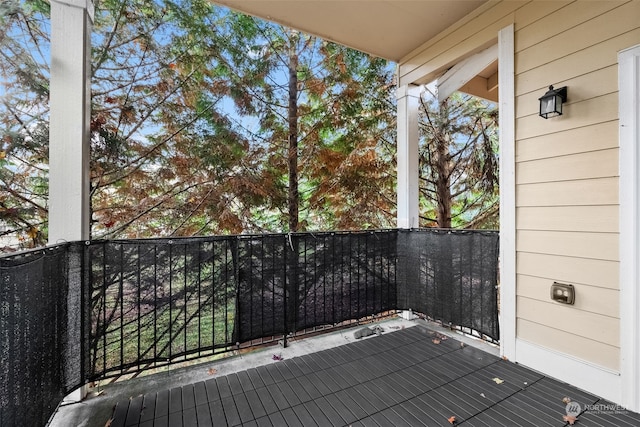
[213, 15, 397, 232]
[0, 0, 50, 248]
[0, 0, 397, 250]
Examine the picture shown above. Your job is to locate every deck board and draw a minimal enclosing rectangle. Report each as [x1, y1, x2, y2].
[107, 325, 640, 426]
[155, 389, 170, 418]
[125, 395, 143, 426]
[139, 393, 156, 422]
[169, 387, 182, 414]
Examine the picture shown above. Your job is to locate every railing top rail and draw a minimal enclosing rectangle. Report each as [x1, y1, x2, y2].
[66, 227, 499, 247]
[0, 242, 71, 265]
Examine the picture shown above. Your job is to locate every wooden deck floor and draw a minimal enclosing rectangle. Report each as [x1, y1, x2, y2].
[108, 325, 640, 426]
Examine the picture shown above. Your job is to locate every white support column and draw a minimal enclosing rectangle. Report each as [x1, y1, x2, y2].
[498, 24, 516, 361]
[396, 84, 421, 229]
[49, 0, 93, 244]
[619, 44, 640, 413]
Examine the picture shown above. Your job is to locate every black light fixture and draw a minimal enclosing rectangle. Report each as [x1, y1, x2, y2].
[538, 85, 567, 119]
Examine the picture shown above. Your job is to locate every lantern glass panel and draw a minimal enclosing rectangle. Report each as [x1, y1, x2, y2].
[540, 97, 556, 116]
[553, 94, 563, 115]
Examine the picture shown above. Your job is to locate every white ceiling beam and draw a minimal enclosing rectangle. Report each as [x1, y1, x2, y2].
[437, 44, 498, 102]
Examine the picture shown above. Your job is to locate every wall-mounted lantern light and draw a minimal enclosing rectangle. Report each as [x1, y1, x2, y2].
[538, 85, 567, 119]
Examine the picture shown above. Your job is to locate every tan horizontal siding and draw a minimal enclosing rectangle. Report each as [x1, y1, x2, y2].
[514, 1, 623, 53]
[517, 205, 618, 233]
[516, 121, 618, 162]
[517, 230, 618, 261]
[516, 65, 617, 119]
[517, 177, 618, 207]
[515, 1, 637, 73]
[517, 318, 619, 371]
[517, 252, 619, 290]
[517, 296, 619, 347]
[513, 1, 572, 38]
[517, 274, 619, 318]
[516, 92, 618, 141]
[515, 28, 640, 95]
[516, 149, 618, 185]
[511, 0, 631, 371]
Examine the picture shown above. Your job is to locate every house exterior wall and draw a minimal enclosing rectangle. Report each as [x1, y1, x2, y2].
[398, 0, 639, 391]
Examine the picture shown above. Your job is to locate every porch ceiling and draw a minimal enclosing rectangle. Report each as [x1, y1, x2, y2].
[213, 0, 488, 62]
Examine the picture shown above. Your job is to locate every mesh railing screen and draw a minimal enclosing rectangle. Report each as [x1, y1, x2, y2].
[0, 243, 84, 427]
[0, 229, 498, 425]
[236, 231, 397, 343]
[398, 229, 500, 340]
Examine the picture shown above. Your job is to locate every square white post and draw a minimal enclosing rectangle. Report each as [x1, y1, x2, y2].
[619, 44, 640, 413]
[49, 0, 93, 402]
[49, 0, 93, 244]
[396, 84, 421, 229]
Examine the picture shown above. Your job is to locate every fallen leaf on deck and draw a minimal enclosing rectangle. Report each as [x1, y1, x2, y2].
[562, 397, 572, 404]
[492, 377, 504, 384]
[207, 368, 217, 375]
[272, 354, 284, 361]
[480, 393, 486, 398]
[460, 342, 465, 348]
[501, 355, 509, 361]
[563, 414, 577, 425]
[447, 415, 457, 424]
[432, 338, 441, 344]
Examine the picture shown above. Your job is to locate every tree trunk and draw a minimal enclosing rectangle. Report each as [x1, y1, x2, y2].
[287, 33, 299, 232]
[435, 129, 452, 228]
[433, 102, 454, 322]
[285, 33, 300, 344]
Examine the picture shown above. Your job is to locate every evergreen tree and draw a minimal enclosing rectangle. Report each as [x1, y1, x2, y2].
[418, 88, 499, 229]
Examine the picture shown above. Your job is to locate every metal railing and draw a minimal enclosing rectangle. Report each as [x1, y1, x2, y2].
[85, 230, 400, 380]
[0, 228, 498, 427]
